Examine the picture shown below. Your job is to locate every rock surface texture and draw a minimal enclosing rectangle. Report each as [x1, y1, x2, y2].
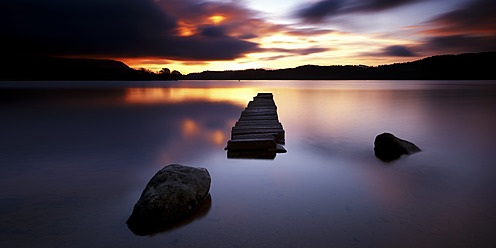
[126, 164, 211, 235]
[225, 93, 286, 159]
[374, 133, 421, 161]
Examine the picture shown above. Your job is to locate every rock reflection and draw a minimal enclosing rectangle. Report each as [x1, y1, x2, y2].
[127, 194, 212, 236]
[227, 150, 277, 159]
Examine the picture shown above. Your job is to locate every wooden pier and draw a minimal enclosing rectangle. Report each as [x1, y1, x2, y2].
[226, 93, 286, 159]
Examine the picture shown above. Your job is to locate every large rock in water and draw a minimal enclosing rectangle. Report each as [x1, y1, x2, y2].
[126, 164, 211, 235]
[374, 133, 421, 161]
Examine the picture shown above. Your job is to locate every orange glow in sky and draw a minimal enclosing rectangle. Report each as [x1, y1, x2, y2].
[176, 21, 196, 36]
[95, 0, 496, 75]
[5, 0, 493, 76]
[175, 15, 225, 37]
[122, 30, 421, 74]
[209, 15, 225, 24]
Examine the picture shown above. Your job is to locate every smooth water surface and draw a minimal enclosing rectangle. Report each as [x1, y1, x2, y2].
[1, 80, 496, 247]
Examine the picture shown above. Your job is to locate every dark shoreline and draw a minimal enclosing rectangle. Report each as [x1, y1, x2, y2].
[183, 51, 496, 80]
[2, 51, 495, 81]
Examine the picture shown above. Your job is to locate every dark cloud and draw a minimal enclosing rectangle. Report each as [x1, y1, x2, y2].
[264, 47, 331, 56]
[296, 0, 425, 23]
[361, 45, 416, 57]
[181, 61, 209, 66]
[352, 0, 423, 12]
[427, 0, 496, 34]
[200, 26, 228, 38]
[157, 0, 283, 40]
[419, 0, 496, 54]
[1, 0, 174, 56]
[258, 55, 292, 61]
[160, 0, 254, 22]
[165, 36, 261, 61]
[295, 47, 331, 55]
[296, 0, 344, 23]
[421, 35, 496, 54]
[284, 28, 336, 36]
[383, 45, 416, 56]
[0, 0, 260, 61]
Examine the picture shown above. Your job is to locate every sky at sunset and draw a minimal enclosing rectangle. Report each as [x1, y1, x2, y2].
[2, 0, 495, 74]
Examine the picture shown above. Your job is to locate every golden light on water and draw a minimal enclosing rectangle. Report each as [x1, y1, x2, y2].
[182, 119, 199, 137]
[125, 86, 260, 147]
[181, 119, 229, 147]
[125, 87, 259, 106]
[209, 130, 227, 146]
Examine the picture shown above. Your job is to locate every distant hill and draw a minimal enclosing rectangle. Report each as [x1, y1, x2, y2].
[184, 51, 496, 80]
[1, 56, 134, 81]
[2, 51, 494, 81]
[1, 56, 181, 81]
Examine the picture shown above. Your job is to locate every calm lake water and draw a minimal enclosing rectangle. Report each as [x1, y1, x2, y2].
[1, 80, 496, 247]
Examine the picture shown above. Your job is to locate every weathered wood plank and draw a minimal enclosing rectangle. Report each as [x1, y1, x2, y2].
[231, 133, 278, 140]
[247, 102, 276, 108]
[239, 115, 279, 120]
[241, 113, 278, 118]
[234, 124, 283, 129]
[246, 105, 276, 109]
[255, 93, 273, 99]
[242, 108, 277, 113]
[227, 138, 276, 151]
[226, 92, 286, 158]
[276, 144, 287, 153]
[235, 120, 281, 126]
[231, 129, 285, 141]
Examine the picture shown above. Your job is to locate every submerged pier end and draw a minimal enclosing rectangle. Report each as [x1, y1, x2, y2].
[226, 93, 287, 159]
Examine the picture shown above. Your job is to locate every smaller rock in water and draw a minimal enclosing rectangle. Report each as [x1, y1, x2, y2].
[126, 164, 211, 235]
[374, 133, 421, 161]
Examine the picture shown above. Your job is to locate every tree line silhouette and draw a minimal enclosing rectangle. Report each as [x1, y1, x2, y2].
[1, 56, 182, 81]
[135, 67, 182, 80]
[1, 51, 494, 81]
[184, 51, 495, 80]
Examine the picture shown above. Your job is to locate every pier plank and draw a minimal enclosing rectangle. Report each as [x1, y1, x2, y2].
[225, 93, 286, 159]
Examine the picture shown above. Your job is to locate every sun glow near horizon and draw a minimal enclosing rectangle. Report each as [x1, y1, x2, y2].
[112, 0, 474, 75]
[121, 29, 423, 75]
[4, 0, 494, 76]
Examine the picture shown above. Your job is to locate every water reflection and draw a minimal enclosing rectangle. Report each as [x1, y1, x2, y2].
[0, 85, 243, 247]
[227, 150, 277, 159]
[125, 87, 259, 106]
[1, 81, 496, 248]
[127, 194, 212, 236]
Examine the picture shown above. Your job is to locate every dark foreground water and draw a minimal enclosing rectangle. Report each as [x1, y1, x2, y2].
[1, 80, 496, 247]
